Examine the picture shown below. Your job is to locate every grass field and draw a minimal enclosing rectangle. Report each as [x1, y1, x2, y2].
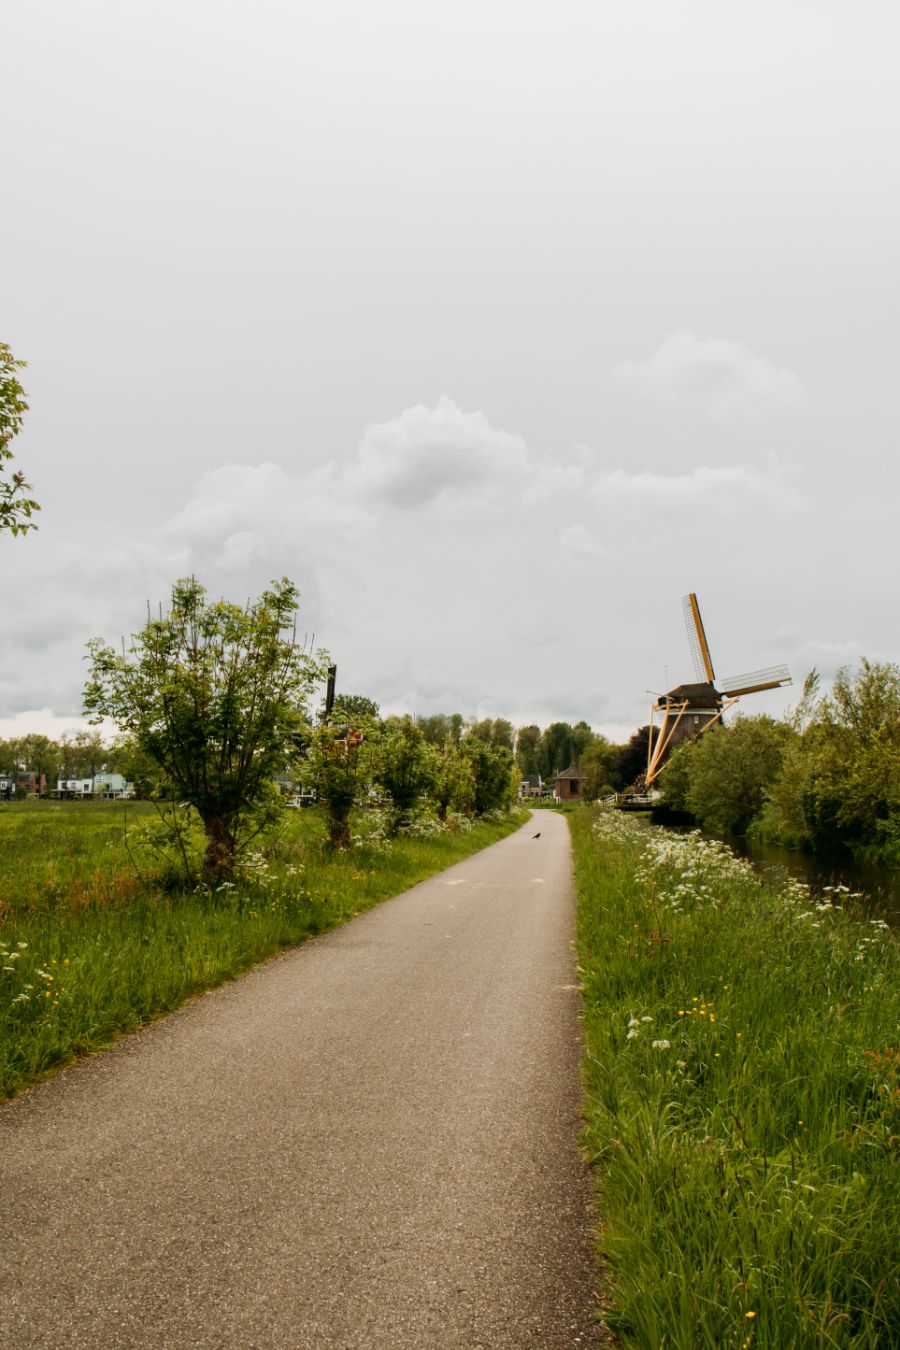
[0, 800, 525, 1100]
[570, 806, 900, 1349]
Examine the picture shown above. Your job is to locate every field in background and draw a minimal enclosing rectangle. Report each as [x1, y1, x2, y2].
[0, 800, 525, 1100]
[570, 806, 900, 1349]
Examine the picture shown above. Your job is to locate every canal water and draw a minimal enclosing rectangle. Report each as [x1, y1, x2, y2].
[723, 834, 900, 926]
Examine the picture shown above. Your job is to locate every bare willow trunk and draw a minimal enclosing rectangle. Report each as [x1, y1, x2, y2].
[328, 805, 351, 849]
[202, 814, 237, 881]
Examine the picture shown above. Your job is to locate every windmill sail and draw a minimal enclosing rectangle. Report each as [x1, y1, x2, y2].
[682, 593, 716, 684]
[719, 665, 792, 697]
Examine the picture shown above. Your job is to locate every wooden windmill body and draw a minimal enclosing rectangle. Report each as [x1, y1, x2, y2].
[645, 594, 791, 787]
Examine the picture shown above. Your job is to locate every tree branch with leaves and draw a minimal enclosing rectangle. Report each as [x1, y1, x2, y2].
[0, 342, 39, 537]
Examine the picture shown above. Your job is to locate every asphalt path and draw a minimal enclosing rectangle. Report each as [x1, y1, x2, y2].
[0, 810, 602, 1348]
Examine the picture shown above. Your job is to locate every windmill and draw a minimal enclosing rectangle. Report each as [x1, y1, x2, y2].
[645, 593, 791, 786]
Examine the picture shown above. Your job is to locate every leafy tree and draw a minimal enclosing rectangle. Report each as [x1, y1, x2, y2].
[462, 738, 517, 814]
[614, 726, 652, 788]
[418, 713, 467, 747]
[430, 743, 475, 819]
[333, 693, 380, 721]
[579, 737, 616, 800]
[802, 660, 900, 851]
[571, 720, 595, 762]
[309, 722, 376, 848]
[419, 714, 452, 746]
[84, 576, 324, 880]
[540, 722, 574, 778]
[0, 342, 39, 536]
[467, 717, 514, 749]
[59, 729, 109, 779]
[13, 733, 58, 793]
[374, 717, 435, 832]
[515, 724, 542, 774]
[668, 716, 789, 836]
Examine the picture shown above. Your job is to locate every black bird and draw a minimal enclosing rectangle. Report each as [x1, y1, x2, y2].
[533, 831, 541, 839]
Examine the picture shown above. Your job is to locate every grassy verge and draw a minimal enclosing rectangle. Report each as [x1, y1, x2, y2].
[570, 806, 900, 1349]
[0, 801, 526, 1100]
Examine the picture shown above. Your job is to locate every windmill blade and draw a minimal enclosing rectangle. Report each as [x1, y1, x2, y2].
[720, 664, 791, 696]
[683, 593, 716, 683]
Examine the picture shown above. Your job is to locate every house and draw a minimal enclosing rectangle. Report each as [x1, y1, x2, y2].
[93, 773, 135, 799]
[519, 773, 543, 799]
[56, 778, 94, 799]
[0, 771, 47, 799]
[55, 774, 135, 800]
[553, 765, 587, 802]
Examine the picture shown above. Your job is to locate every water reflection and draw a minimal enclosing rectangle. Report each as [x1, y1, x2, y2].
[724, 835, 899, 926]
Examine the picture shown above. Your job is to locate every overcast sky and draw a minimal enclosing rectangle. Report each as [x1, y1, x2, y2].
[3, 1, 898, 741]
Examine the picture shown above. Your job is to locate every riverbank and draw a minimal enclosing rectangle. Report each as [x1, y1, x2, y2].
[571, 805, 900, 1347]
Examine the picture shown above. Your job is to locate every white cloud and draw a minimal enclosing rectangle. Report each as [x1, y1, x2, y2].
[344, 395, 529, 508]
[591, 460, 799, 518]
[614, 329, 805, 422]
[161, 462, 369, 581]
[559, 524, 608, 559]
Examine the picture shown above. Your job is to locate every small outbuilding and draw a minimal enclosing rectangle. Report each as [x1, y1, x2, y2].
[553, 765, 587, 802]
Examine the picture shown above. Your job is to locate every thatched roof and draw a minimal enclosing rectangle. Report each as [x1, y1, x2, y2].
[658, 681, 721, 709]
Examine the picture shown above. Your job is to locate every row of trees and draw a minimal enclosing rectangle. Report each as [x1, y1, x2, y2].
[311, 715, 519, 849]
[0, 731, 130, 791]
[659, 660, 900, 862]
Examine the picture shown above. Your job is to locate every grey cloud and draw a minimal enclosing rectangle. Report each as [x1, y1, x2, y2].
[345, 396, 530, 508]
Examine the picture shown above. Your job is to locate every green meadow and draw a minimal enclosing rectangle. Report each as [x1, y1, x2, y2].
[0, 800, 524, 1100]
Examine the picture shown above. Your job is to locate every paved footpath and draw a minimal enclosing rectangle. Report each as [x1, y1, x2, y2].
[0, 811, 602, 1348]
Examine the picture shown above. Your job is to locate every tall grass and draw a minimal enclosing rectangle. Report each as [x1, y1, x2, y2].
[0, 800, 525, 1100]
[570, 807, 900, 1349]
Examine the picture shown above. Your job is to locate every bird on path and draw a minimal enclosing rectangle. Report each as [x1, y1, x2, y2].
[533, 831, 541, 839]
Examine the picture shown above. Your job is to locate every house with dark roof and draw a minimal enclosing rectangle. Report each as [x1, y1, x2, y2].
[553, 765, 587, 802]
[519, 773, 544, 798]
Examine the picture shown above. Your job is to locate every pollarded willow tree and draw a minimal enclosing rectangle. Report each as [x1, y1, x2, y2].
[84, 576, 327, 881]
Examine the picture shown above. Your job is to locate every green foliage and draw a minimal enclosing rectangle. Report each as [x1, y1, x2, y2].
[84, 576, 325, 879]
[418, 714, 462, 746]
[306, 722, 377, 848]
[514, 724, 542, 773]
[373, 717, 435, 832]
[539, 721, 576, 778]
[332, 693, 380, 720]
[665, 715, 789, 836]
[802, 660, 900, 855]
[467, 716, 515, 749]
[430, 742, 475, 819]
[462, 737, 518, 814]
[579, 736, 617, 800]
[572, 808, 900, 1347]
[614, 725, 652, 788]
[0, 342, 39, 536]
